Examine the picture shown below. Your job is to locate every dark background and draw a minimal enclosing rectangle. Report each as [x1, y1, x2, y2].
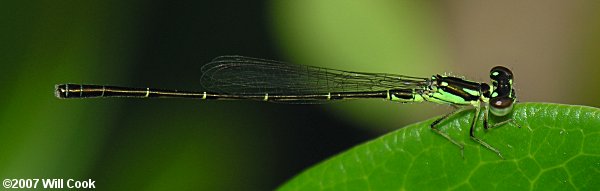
[95, 2, 376, 189]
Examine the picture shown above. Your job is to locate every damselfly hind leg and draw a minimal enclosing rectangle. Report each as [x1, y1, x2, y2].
[430, 106, 464, 158]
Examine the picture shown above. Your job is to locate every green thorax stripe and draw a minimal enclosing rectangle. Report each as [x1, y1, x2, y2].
[428, 75, 483, 105]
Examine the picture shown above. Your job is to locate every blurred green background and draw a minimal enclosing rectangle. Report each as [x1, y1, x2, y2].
[1, 0, 599, 190]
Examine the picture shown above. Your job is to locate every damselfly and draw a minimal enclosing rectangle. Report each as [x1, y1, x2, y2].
[55, 55, 519, 159]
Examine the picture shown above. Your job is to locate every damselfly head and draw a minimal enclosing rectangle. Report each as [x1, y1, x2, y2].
[489, 66, 516, 116]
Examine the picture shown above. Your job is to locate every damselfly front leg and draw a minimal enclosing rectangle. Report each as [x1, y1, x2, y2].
[469, 104, 504, 159]
[483, 105, 521, 130]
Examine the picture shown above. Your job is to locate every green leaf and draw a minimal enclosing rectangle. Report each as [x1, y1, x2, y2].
[278, 103, 600, 191]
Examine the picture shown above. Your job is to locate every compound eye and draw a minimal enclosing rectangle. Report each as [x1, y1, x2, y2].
[490, 96, 515, 116]
[490, 66, 513, 81]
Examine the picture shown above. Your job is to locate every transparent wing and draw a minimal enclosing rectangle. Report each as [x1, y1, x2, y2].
[200, 55, 430, 96]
